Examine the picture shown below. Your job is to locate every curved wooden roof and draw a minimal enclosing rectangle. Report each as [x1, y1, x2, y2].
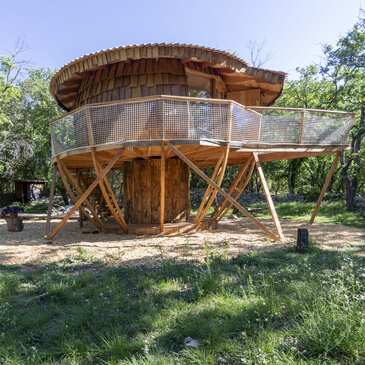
[50, 43, 286, 110]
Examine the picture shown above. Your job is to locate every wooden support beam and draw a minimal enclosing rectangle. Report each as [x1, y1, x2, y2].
[195, 152, 225, 223]
[212, 157, 253, 221]
[195, 147, 230, 227]
[160, 143, 166, 232]
[56, 158, 102, 230]
[310, 152, 340, 224]
[91, 148, 128, 233]
[253, 153, 284, 240]
[168, 143, 278, 240]
[44, 165, 57, 238]
[47, 149, 124, 240]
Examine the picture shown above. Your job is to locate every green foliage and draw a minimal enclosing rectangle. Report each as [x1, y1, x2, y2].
[0, 54, 60, 185]
[0, 248, 364, 364]
[267, 15, 365, 199]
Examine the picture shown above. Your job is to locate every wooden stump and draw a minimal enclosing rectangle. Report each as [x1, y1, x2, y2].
[5, 217, 24, 232]
[296, 228, 309, 252]
[123, 157, 190, 224]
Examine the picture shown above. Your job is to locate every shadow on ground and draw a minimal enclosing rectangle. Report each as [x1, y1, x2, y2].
[0, 246, 364, 364]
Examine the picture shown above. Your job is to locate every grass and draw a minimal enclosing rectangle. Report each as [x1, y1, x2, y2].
[23, 200, 49, 214]
[0, 246, 364, 364]
[240, 200, 365, 229]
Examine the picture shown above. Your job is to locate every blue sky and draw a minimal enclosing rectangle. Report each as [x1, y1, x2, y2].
[1, 0, 363, 79]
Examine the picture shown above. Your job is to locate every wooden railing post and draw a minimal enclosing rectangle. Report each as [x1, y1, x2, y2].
[85, 106, 95, 146]
[299, 110, 305, 144]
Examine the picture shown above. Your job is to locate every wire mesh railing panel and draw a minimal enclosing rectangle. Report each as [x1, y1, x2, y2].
[186, 100, 230, 141]
[249, 107, 354, 145]
[162, 99, 190, 140]
[50, 97, 354, 156]
[51, 109, 88, 155]
[89, 100, 163, 145]
[250, 109, 302, 144]
[232, 105, 261, 143]
[303, 111, 354, 145]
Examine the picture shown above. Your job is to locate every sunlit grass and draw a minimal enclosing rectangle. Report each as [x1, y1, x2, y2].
[237, 200, 365, 228]
[0, 247, 364, 364]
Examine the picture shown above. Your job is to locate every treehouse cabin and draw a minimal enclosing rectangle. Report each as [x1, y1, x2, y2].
[46, 43, 354, 240]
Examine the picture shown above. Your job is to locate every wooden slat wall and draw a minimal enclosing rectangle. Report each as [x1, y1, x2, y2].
[227, 89, 261, 106]
[75, 58, 188, 107]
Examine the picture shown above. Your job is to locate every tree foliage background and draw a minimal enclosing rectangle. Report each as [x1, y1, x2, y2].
[0, 48, 60, 194]
[0, 13, 364, 209]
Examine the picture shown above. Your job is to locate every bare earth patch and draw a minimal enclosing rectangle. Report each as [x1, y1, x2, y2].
[0, 218, 364, 265]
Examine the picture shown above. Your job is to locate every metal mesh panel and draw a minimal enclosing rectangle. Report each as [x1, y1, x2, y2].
[302, 111, 354, 145]
[231, 105, 261, 143]
[50, 97, 354, 156]
[89, 100, 163, 145]
[257, 109, 301, 144]
[250, 107, 354, 145]
[51, 109, 88, 155]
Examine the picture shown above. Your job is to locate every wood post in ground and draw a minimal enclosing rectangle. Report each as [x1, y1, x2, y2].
[160, 143, 166, 232]
[309, 152, 340, 224]
[296, 228, 309, 252]
[253, 152, 284, 240]
[168, 143, 278, 240]
[47, 149, 125, 240]
[44, 165, 57, 238]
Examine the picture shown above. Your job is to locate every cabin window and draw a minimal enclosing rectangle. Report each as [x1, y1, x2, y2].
[188, 89, 210, 98]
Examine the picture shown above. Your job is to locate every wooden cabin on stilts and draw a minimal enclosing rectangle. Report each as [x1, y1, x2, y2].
[45, 43, 354, 241]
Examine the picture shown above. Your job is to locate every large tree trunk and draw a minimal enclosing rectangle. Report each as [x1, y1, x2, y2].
[341, 106, 365, 210]
[123, 157, 190, 224]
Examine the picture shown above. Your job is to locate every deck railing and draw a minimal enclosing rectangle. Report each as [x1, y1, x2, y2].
[50, 95, 355, 157]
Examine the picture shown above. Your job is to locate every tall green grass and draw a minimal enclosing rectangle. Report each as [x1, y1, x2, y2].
[0, 247, 364, 364]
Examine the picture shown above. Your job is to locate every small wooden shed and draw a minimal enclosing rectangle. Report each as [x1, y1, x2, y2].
[14, 179, 46, 203]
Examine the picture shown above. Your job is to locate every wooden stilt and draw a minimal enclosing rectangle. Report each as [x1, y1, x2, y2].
[160, 143, 166, 232]
[44, 165, 57, 238]
[212, 157, 254, 222]
[195, 147, 229, 227]
[215, 161, 255, 222]
[47, 149, 124, 240]
[195, 152, 225, 222]
[253, 153, 284, 240]
[76, 170, 84, 228]
[91, 148, 128, 233]
[56, 158, 102, 230]
[168, 143, 278, 240]
[310, 152, 340, 224]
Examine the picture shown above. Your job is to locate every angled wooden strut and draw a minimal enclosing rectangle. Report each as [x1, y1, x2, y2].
[253, 153, 284, 240]
[56, 158, 103, 230]
[45, 164, 57, 238]
[310, 152, 340, 224]
[47, 149, 125, 240]
[168, 143, 278, 240]
[195, 147, 230, 227]
[91, 148, 128, 233]
[212, 156, 255, 222]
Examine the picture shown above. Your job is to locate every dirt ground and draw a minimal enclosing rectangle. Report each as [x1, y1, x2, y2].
[0, 218, 364, 266]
